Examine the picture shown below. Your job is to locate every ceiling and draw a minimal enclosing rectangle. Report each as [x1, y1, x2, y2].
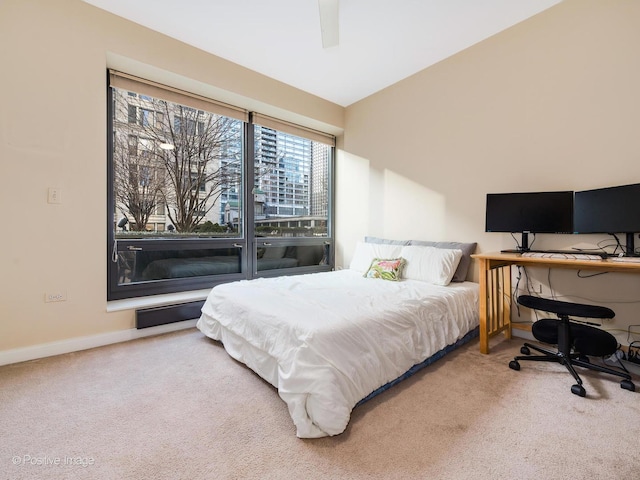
[84, 0, 563, 107]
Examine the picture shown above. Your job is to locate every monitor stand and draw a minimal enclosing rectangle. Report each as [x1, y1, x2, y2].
[606, 232, 640, 257]
[623, 232, 639, 257]
[500, 232, 530, 254]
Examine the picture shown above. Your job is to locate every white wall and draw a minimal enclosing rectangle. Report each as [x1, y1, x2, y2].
[339, 0, 640, 346]
[0, 0, 343, 355]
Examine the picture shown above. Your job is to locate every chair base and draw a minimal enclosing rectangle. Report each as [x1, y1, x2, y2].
[512, 295, 636, 396]
[509, 342, 636, 396]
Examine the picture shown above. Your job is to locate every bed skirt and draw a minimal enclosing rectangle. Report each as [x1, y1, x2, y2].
[356, 326, 479, 407]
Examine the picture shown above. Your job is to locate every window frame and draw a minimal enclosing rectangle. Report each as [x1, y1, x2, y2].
[107, 71, 335, 301]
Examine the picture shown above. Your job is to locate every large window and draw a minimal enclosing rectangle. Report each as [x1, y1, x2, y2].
[107, 71, 335, 300]
[250, 114, 332, 275]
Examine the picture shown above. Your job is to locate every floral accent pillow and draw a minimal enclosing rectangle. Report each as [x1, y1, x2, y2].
[363, 257, 406, 281]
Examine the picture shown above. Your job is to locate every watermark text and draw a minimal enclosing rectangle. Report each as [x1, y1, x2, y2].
[12, 455, 95, 468]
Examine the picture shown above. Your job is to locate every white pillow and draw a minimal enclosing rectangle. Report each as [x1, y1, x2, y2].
[400, 245, 463, 285]
[349, 241, 403, 273]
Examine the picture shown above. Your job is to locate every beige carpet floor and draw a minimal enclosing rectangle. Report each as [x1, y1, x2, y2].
[1, 328, 638, 480]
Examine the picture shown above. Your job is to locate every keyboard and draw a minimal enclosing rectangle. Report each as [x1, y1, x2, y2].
[608, 256, 640, 263]
[534, 249, 608, 258]
[521, 251, 604, 261]
[503, 249, 608, 258]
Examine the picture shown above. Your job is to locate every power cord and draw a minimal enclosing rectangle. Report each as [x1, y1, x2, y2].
[603, 345, 627, 371]
[627, 341, 640, 365]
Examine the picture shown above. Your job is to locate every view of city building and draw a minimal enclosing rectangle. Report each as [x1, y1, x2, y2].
[112, 87, 329, 237]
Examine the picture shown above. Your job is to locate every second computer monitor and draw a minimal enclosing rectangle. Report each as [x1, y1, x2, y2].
[574, 182, 640, 256]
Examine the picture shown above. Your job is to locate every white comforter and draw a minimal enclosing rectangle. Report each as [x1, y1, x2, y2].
[197, 269, 479, 438]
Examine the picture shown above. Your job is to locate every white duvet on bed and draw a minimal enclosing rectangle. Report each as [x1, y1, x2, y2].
[197, 269, 479, 438]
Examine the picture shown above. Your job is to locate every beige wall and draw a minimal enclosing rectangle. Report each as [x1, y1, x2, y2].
[339, 0, 640, 344]
[0, 0, 343, 352]
[2, 0, 640, 355]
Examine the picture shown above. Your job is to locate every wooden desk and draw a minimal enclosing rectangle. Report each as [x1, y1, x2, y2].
[472, 252, 640, 354]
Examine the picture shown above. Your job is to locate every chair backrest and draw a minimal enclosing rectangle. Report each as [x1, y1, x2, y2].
[518, 295, 614, 320]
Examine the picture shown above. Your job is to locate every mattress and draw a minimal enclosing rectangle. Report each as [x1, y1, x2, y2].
[197, 269, 479, 438]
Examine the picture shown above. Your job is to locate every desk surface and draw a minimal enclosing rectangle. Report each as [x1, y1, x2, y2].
[472, 252, 640, 273]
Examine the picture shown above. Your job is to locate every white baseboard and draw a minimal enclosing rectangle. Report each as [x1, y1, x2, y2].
[512, 329, 535, 341]
[0, 319, 198, 367]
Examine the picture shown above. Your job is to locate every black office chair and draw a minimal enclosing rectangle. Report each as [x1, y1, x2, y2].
[509, 295, 635, 397]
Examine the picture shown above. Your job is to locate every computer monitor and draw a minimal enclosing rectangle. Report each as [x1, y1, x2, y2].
[574, 183, 640, 256]
[485, 191, 574, 252]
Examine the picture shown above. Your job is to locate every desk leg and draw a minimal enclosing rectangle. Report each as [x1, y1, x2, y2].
[478, 258, 489, 354]
[503, 267, 512, 340]
[478, 260, 512, 354]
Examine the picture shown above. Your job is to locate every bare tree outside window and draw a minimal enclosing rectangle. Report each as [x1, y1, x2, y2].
[112, 132, 165, 231]
[112, 89, 243, 234]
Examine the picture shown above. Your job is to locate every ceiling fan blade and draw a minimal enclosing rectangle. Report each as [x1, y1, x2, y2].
[318, 0, 339, 48]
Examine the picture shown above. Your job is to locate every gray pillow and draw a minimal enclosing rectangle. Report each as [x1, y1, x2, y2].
[408, 240, 477, 282]
[364, 236, 410, 246]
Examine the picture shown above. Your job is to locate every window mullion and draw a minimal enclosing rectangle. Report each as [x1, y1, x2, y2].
[245, 122, 256, 277]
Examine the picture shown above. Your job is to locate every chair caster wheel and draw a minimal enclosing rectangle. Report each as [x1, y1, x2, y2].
[509, 360, 520, 371]
[577, 354, 590, 363]
[571, 384, 586, 397]
[621, 379, 635, 392]
[520, 346, 530, 355]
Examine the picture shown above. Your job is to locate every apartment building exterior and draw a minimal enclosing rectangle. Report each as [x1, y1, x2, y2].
[114, 88, 328, 236]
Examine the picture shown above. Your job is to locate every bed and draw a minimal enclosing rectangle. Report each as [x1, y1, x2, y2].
[196, 238, 479, 438]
